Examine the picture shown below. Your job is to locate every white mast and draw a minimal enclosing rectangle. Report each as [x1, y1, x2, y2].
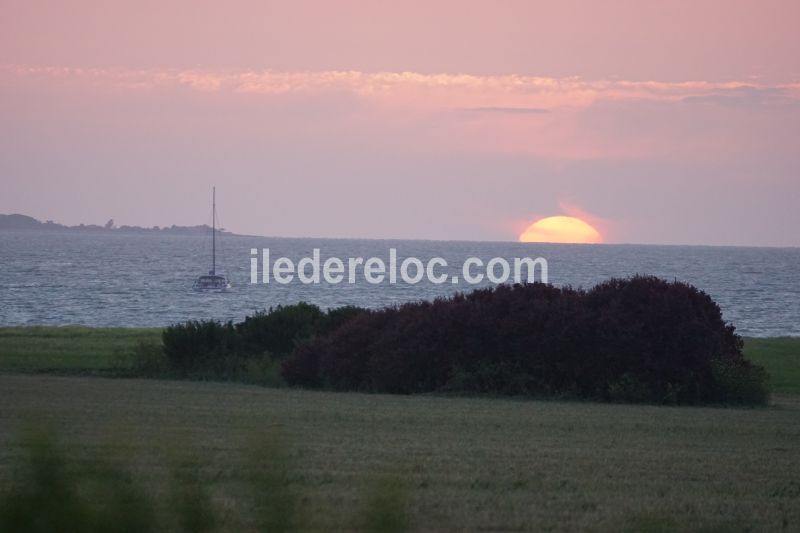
[212, 186, 216, 276]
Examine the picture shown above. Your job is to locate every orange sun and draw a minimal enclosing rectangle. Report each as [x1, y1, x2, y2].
[519, 216, 603, 244]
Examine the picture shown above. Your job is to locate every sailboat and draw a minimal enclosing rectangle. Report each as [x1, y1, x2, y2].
[193, 187, 232, 291]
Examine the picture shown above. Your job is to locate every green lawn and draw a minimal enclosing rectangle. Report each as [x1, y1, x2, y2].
[0, 326, 160, 373]
[743, 337, 800, 394]
[1, 374, 799, 532]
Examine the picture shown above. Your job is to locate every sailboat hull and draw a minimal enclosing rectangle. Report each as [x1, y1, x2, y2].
[193, 274, 232, 292]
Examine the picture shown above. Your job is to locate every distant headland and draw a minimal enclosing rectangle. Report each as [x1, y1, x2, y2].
[0, 213, 238, 236]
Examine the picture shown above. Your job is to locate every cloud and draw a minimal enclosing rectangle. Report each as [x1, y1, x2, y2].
[4, 64, 799, 113]
[469, 106, 549, 114]
[680, 85, 799, 107]
[3, 64, 799, 165]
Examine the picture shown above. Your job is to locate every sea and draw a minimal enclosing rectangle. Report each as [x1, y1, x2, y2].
[1, 230, 798, 337]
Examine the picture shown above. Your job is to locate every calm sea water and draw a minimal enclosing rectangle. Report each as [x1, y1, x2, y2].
[1, 230, 798, 336]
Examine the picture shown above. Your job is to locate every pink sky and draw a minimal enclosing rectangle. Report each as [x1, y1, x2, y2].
[1, 1, 799, 245]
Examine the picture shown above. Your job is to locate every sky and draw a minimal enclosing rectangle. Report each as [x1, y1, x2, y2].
[1, 0, 799, 246]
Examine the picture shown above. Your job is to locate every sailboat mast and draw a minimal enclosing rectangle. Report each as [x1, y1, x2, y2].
[212, 186, 216, 276]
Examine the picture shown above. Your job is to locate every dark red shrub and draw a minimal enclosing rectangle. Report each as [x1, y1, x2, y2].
[281, 276, 768, 405]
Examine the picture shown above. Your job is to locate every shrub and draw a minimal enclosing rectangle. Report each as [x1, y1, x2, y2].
[320, 305, 369, 335]
[237, 303, 326, 357]
[580, 276, 751, 403]
[127, 341, 170, 377]
[238, 356, 287, 387]
[236, 303, 368, 358]
[281, 276, 769, 405]
[162, 320, 243, 377]
[156, 305, 367, 380]
[711, 357, 770, 405]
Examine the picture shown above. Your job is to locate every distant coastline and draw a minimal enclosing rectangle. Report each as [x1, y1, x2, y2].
[0, 213, 238, 236]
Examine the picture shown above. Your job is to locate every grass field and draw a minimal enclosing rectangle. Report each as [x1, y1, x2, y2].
[0, 326, 160, 373]
[1, 374, 799, 532]
[0, 329, 799, 530]
[743, 337, 800, 394]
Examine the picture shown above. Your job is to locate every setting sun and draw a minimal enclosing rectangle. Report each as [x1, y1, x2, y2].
[519, 216, 603, 244]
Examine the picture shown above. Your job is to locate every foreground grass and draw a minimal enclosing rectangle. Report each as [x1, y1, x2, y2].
[1, 326, 798, 394]
[0, 326, 160, 373]
[1, 374, 799, 532]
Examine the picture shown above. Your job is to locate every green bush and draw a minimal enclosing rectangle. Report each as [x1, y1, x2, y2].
[607, 372, 660, 404]
[128, 341, 169, 377]
[162, 320, 242, 375]
[237, 303, 368, 358]
[711, 357, 770, 405]
[238, 303, 326, 358]
[155, 305, 367, 381]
